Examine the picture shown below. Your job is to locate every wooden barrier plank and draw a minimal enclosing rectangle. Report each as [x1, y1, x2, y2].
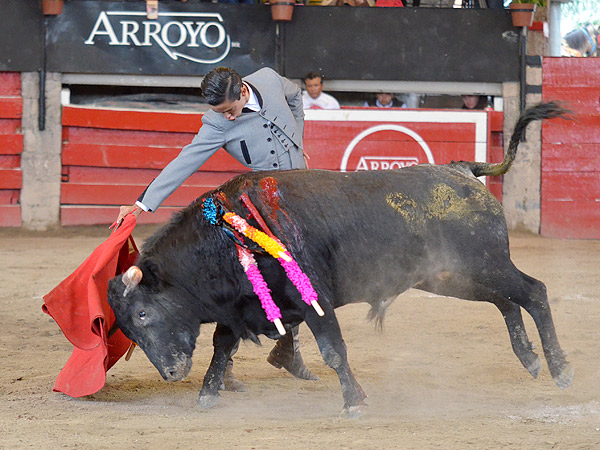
[490, 131, 503, 149]
[0, 155, 20, 168]
[305, 121, 476, 143]
[61, 183, 218, 207]
[488, 111, 503, 132]
[0, 190, 19, 204]
[541, 172, 600, 202]
[0, 169, 22, 189]
[65, 126, 195, 146]
[542, 116, 600, 144]
[488, 145, 504, 163]
[0, 97, 23, 119]
[63, 166, 242, 186]
[543, 86, 600, 115]
[0, 119, 21, 134]
[61, 206, 181, 226]
[0, 134, 23, 155]
[487, 181, 502, 202]
[62, 143, 248, 172]
[542, 143, 600, 172]
[0, 205, 21, 227]
[541, 200, 600, 239]
[542, 57, 600, 87]
[305, 139, 475, 169]
[62, 106, 203, 133]
[0, 73, 21, 96]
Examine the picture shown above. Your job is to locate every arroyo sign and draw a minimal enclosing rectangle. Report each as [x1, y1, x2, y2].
[84, 11, 232, 65]
[303, 109, 489, 182]
[46, 1, 275, 75]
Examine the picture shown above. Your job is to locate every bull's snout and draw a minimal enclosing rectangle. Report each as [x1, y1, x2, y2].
[159, 354, 193, 382]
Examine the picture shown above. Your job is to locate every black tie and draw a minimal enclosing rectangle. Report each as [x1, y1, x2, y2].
[242, 107, 254, 113]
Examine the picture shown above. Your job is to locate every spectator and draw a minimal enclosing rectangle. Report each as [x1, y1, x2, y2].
[302, 72, 340, 110]
[364, 93, 406, 108]
[461, 95, 487, 110]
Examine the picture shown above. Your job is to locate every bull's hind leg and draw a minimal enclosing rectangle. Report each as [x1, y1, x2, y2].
[506, 271, 573, 388]
[493, 298, 541, 378]
[418, 265, 572, 388]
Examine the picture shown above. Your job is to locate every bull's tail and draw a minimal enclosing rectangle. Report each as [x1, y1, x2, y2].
[464, 102, 570, 177]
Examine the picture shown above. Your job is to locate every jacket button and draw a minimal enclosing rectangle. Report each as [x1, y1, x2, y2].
[273, 163, 278, 167]
[267, 138, 272, 142]
[270, 150, 275, 154]
[263, 124, 268, 128]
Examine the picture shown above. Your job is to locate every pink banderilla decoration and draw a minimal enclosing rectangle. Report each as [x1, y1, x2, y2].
[226, 212, 324, 317]
[278, 251, 324, 317]
[237, 247, 286, 335]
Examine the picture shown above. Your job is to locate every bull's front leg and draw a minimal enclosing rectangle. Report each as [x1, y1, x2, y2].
[198, 323, 239, 408]
[304, 303, 367, 418]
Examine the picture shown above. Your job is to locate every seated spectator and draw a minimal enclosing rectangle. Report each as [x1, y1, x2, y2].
[302, 72, 340, 110]
[364, 93, 406, 108]
[461, 95, 487, 110]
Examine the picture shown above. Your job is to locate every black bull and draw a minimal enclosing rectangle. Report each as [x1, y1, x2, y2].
[108, 103, 573, 415]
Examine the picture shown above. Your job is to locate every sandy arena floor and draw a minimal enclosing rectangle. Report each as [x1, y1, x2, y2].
[1, 225, 599, 449]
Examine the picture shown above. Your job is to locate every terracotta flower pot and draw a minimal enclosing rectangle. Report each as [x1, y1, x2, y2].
[42, 0, 64, 15]
[510, 3, 536, 28]
[270, 0, 295, 22]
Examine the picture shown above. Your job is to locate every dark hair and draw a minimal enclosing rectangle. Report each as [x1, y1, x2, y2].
[303, 71, 323, 84]
[201, 67, 243, 106]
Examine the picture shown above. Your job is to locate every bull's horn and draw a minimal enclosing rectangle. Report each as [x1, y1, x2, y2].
[122, 266, 143, 297]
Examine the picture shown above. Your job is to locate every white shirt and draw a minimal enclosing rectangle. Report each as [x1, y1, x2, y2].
[244, 82, 261, 112]
[302, 90, 340, 110]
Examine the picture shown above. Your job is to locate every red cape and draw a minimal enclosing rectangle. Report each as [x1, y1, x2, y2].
[42, 215, 139, 397]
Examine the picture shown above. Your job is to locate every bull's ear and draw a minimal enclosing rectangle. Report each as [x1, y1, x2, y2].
[139, 260, 160, 289]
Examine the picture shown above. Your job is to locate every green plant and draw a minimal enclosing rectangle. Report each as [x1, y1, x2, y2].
[511, 0, 547, 6]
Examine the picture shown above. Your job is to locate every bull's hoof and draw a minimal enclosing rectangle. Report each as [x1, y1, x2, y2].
[198, 393, 220, 409]
[339, 405, 366, 419]
[525, 356, 541, 379]
[553, 364, 574, 390]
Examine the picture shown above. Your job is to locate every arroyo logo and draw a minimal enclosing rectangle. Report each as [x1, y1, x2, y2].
[84, 11, 233, 64]
[340, 124, 435, 172]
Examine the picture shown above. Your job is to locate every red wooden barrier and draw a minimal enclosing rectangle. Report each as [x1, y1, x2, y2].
[60, 105, 502, 226]
[542, 58, 600, 239]
[0, 72, 22, 227]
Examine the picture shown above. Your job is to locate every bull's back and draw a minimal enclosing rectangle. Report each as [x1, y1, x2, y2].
[221, 166, 508, 306]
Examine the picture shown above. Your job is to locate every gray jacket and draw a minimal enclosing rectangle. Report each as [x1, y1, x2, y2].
[138, 67, 305, 212]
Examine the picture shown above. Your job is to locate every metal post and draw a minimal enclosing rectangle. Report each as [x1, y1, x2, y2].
[519, 26, 528, 141]
[549, 1, 562, 57]
[275, 23, 284, 75]
[520, 26, 527, 114]
[39, 17, 48, 131]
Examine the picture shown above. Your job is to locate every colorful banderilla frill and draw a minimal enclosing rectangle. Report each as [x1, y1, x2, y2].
[222, 211, 324, 317]
[222, 212, 291, 262]
[237, 246, 286, 336]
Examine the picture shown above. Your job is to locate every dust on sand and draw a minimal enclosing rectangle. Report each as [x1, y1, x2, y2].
[1, 226, 599, 449]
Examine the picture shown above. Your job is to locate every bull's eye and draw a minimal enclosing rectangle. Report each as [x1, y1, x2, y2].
[138, 311, 147, 320]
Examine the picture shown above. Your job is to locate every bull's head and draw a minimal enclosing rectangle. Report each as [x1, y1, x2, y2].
[107, 265, 198, 382]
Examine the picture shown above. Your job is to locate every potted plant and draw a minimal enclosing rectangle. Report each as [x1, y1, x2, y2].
[509, 0, 546, 28]
[42, 0, 64, 15]
[270, 0, 295, 22]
